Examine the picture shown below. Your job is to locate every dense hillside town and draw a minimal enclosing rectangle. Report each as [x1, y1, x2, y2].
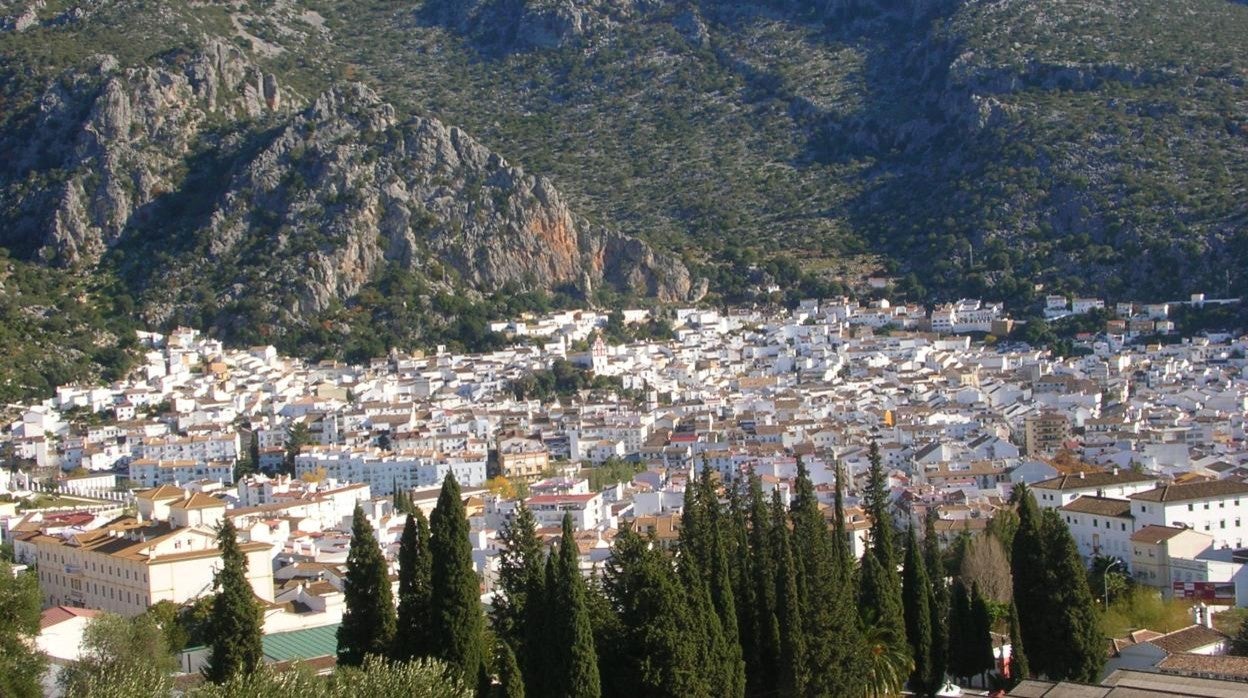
[4, 295, 1248, 694]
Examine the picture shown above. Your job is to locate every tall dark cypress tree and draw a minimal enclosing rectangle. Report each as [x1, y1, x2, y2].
[204, 518, 263, 683]
[864, 440, 906, 643]
[492, 501, 544, 686]
[338, 505, 397, 666]
[970, 582, 997, 683]
[924, 511, 949, 693]
[727, 478, 761, 695]
[429, 473, 488, 685]
[602, 525, 703, 696]
[771, 490, 807, 697]
[547, 514, 601, 698]
[1010, 483, 1053, 677]
[747, 474, 782, 693]
[1007, 602, 1030, 686]
[948, 578, 974, 684]
[1040, 509, 1105, 682]
[792, 459, 866, 696]
[394, 507, 433, 660]
[902, 526, 935, 696]
[495, 641, 525, 698]
[680, 469, 746, 698]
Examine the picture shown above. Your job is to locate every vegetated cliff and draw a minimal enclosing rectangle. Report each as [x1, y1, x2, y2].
[372, 0, 1248, 304]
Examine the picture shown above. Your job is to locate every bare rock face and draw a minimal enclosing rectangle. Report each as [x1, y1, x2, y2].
[422, 0, 641, 52]
[192, 83, 692, 318]
[5, 39, 290, 265]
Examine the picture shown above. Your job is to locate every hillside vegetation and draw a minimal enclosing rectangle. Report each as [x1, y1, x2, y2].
[0, 0, 1246, 395]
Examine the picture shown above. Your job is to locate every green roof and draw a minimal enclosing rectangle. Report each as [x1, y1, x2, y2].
[261, 623, 340, 662]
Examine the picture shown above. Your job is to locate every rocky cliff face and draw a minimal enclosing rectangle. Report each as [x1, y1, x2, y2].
[183, 83, 691, 319]
[0, 23, 693, 333]
[2, 39, 287, 265]
[422, 0, 646, 51]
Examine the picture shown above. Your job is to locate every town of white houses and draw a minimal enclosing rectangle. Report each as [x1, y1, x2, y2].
[6, 291, 1248, 696]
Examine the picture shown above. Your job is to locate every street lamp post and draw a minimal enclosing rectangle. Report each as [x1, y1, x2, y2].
[1103, 558, 1122, 608]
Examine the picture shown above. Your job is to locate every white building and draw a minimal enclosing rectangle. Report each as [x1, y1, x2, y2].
[128, 459, 234, 488]
[525, 492, 605, 531]
[1129, 480, 1248, 550]
[1058, 496, 1135, 563]
[16, 496, 274, 617]
[1031, 470, 1160, 510]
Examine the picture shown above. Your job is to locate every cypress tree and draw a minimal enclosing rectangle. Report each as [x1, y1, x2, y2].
[902, 526, 934, 696]
[727, 478, 761, 695]
[338, 505, 397, 666]
[602, 525, 702, 696]
[1010, 483, 1053, 676]
[864, 440, 906, 643]
[948, 578, 974, 684]
[429, 473, 488, 685]
[1040, 509, 1105, 682]
[491, 501, 544, 681]
[866, 440, 899, 570]
[680, 469, 745, 698]
[547, 514, 601, 698]
[771, 490, 807, 697]
[394, 507, 433, 660]
[1007, 603, 1030, 686]
[924, 512, 949, 693]
[970, 582, 997, 683]
[747, 474, 782, 693]
[495, 641, 525, 698]
[204, 518, 263, 683]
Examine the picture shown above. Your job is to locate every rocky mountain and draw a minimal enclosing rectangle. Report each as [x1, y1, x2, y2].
[0, 0, 693, 356]
[0, 0, 1246, 393]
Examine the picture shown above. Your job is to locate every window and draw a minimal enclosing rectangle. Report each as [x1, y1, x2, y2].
[1205, 503, 1211, 510]
[1221, 521, 1226, 529]
[1189, 504, 1195, 511]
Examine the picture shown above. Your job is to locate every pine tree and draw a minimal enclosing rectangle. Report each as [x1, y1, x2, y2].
[924, 511, 949, 693]
[204, 518, 263, 683]
[902, 526, 934, 696]
[429, 472, 488, 685]
[338, 505, 397, 666]
[970, 582, 997, 683]
[1007, 603, 1030, 685]
[547, 514, 601, 698]
[491, 501, 544, 685]
[394, 507, 433, 661]
[1040, 509, 1105, 682]
[1011, 483, 1053, 677]
[495, 641, 525, 698]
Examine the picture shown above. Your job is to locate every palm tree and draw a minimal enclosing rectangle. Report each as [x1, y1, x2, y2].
[862, 610, 913, 698]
